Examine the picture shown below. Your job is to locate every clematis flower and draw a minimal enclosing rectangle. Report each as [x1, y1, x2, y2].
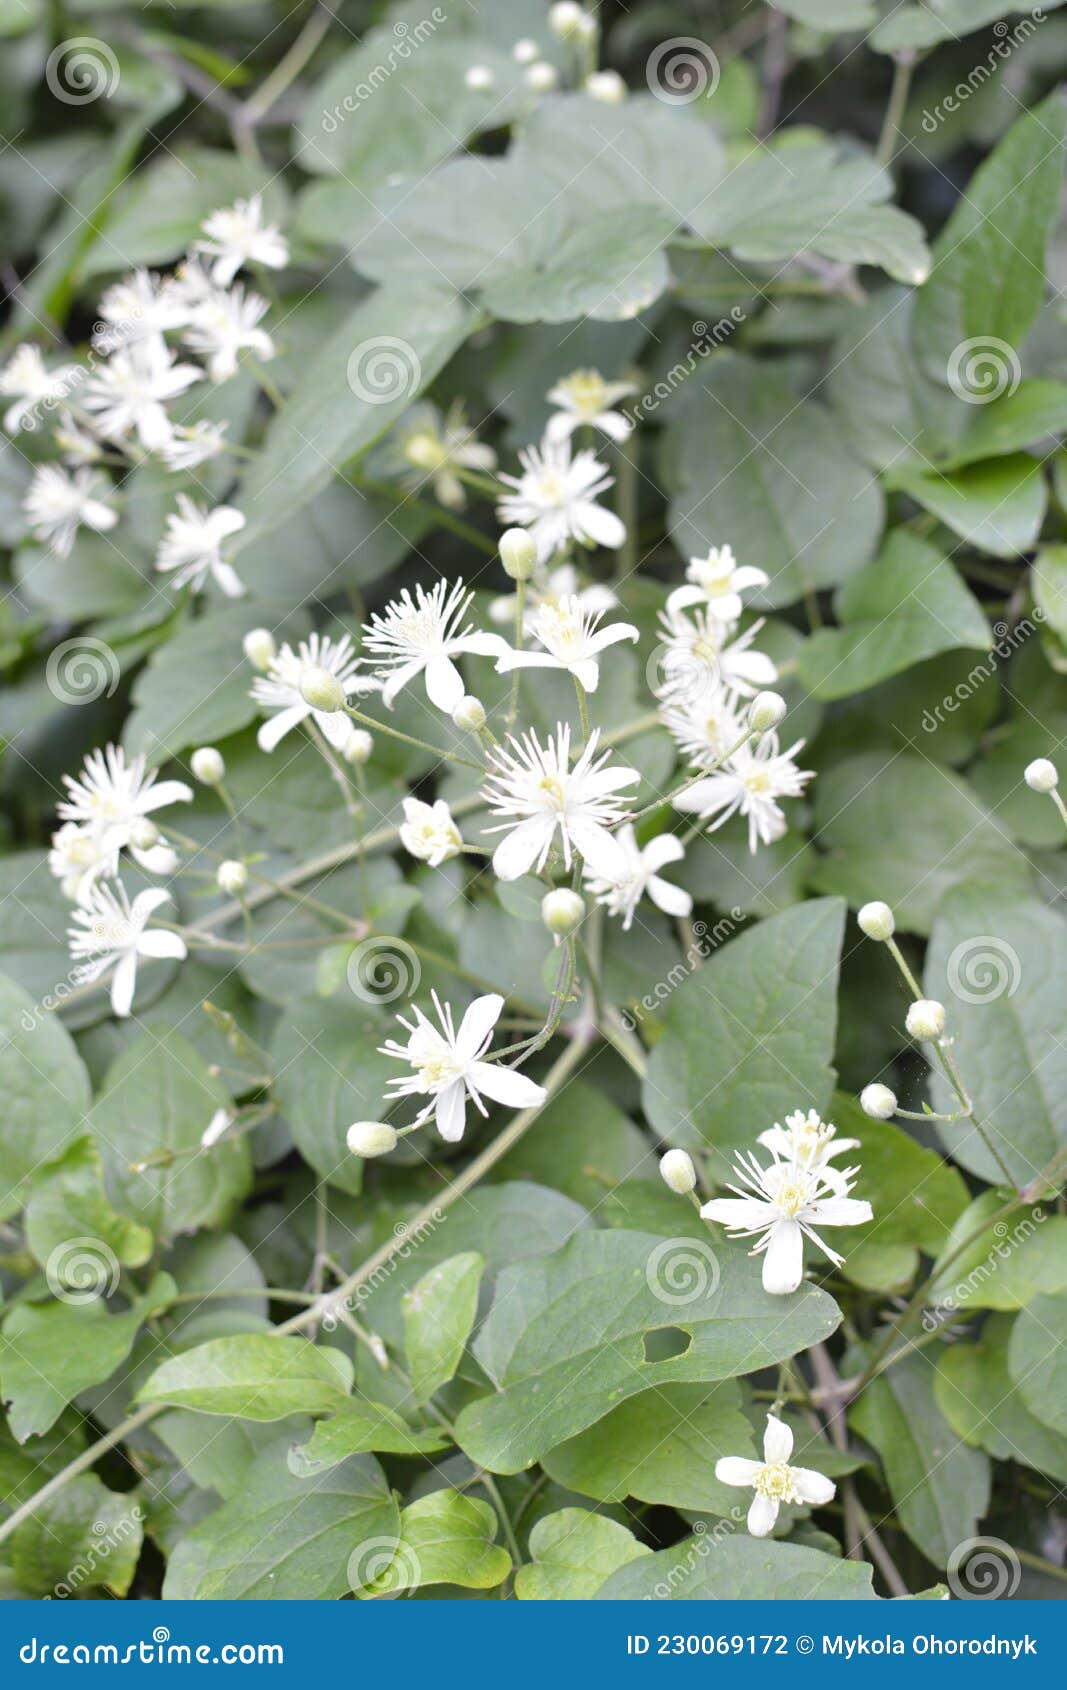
[658, 687, 748, 771]
[92, 269, 191, 352]
[396, 400, 497, 510]
[360, 578, 504, 713]
[58, 745, 192, 877]
[68, 884, 187, 1017]
[716, 1414, 836, 1538]
[583, 824, 692, 930]
[545, 369, 636, 443]
[655, 608, 778, 703]
[83, 339, 201, 451]
[23, 466, 117, 558]
[48, 822, 114, 903]
[196, 195, 289, 288]
[251, 632, 378, 752]
[155, 497, 246, 597]
[182, 284, 274, 383]
[482, 723, 639, 881]
[0, 345, 81, 433]
[157, 420, 228, 471]
[666, 544, 769, 624]
[758, 1108, 859, 1193]
[497, 436, 625, 563]
[494, 594, 638, 692]
[673, 732, 813, 853]
[381, 990, 546, 1142]
[701, 1148, 871, 1295]
[488, 562, 617, 630]
[399, 798, 463, 867]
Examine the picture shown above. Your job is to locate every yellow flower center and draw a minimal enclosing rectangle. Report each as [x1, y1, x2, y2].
[742, 766, 773, 796]
[405, 431, 447, 470]
[561, 370, 608, 415]
[754, 1460, 800, 1503]
[538, 774, 567, 810]
[776, 1181, 809, 1217]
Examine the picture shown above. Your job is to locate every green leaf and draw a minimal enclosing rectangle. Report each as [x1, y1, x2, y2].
[890, 455, 1047, 559]
[810, 756, 1030, 935]
[914, 95, 1067, 378]
[927, 1194, 1067, 1314]
[402, 1252, 485, 1405]
[0, 1417, 85, 1517]
[352, 1491, 510, 1598]
[664, 355, 883, 608]
[288, 1401, 450, 1475]
[516, 1509, 651, 1600]
[849, 1349, 990, 1567]
[643, 899, 844, 1173]
[0, 1274, 174, 1441]
[1033, 543, 1067, 644]
[482, 205, 673, 323]
[454, 1229, 840, 1474]
[776, 0, 876, 23]
[925, 887, 1067, 1185]
[799, 531, 989, 700]
[935, 381, 1067, 471]
[90, 1027, 251, 1244]
[270, 998, 398, 1197]
[830, 290, 967, 473]
[24, 1138, 152, 1277]
[137, 1335, 354, 1419]
[1009, 1293, 1067, 1436]
[936, 1314, 1067, 1483]
[542, 1381, 754, 1515]
[164, 1442, 398, 1598]
[595, 1534, 876, 1599]
[0, 969, 92, 1221]
[874, 1, 1065, 51]
[9, 1476, 143, 1598]
[489, 1080, 651, 1208]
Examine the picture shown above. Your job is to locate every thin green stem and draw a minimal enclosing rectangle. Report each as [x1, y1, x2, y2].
[344, 704, 484, 772]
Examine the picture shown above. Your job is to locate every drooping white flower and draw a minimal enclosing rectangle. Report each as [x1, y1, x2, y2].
[497, 437, 625, 563]
[658, 686, 748, 771]
[360, 578, 504, 713]
[196, 194, 289, 288]
[488, 561, 617, 629]
[58, 745, 192, 874]
[251, 632, 376, 752]
[494, 594, 638, 692]
[397, 400, 497, 510]
[673, 732, 813, 853]
[68, 884, 186, 1018]
[700, 1148, 871, 1295]
[83, 339, 201, 451]
[0, 345, 82, 433]
[157, 419, 228, 471]
[182, 284, 274, 383]
[545, 369, 636, 444]
[23, 466, 117, 558]
[655, 608, 778, 703]
[583, 823, 692, 930]
[666, 544, 769, 624]
[381, 990, 546, 1142]
[48, 822, 113, 903]
[155, 496, 246, 597]
[716, 1414, 836, 1538]
[92, 269, 191, 352]
[757, 1109, 859, 1193]
[400, 798, 463, 867]
[482, 723, 638, 881]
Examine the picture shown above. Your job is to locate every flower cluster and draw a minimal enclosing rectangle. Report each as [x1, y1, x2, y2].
[2, 194, 287, 593]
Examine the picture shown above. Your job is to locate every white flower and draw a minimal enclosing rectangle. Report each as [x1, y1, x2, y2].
[196, 194, 289, 287]
[494, 593, 638, 692]
[659, 687, 748, 771]
[701, 1148, 871, 1295]
[92, 269, 190, 352]
[673, 732, 813, 853]
[83, 339, 201, 451]
[182, 284, 274, 383]
[757, 1109, 859, 1193]
[583, 824, 692, 930]
[0, 345, 82, 433]
[251, 632, 376, 752]
[655, 608, 778, 702]
[58, 744, 192, 875]
[545, 369, 636, 444]
[360, 577, 504, 713]
[482, 723, 638, 881]
[400, 798, 463, 867]
[155, 496, 246, 597]
[666, 545, 769, 625]
[497, 437, 625, 563]
[68, 884, 186, 1018]
[716, 1414, 836, 1538]
[381, 990, 546, 1142]
[23, 466, 117, 558]
[48, 822, 113, 903]
[488, 561, 617, 630]
[54, 410, 104, 466]
[157, 419, 228, 471]
[399, 401, 497, 510]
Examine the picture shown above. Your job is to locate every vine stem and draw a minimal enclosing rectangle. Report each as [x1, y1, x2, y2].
[0, 1405, 160, 1547]
[876, 52, 917, 169]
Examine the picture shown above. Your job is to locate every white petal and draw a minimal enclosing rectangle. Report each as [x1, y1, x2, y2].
[762, 1217, 804, 1295]
[130, 886, 172, 921]
[544, 411, 579, 443]
[812, 1196, 873, 1227]
[258, 702, 308, 751]
[747, 1494, 779, 1538]
[595, 410, 632, 442]
[380, 658, 424, 708]
[492, 815, 554, 881]
[455, 993, 505, 1061]
[762, 1414, 793, 1464]
[494, 649, 560, 674]
[648, 874, 692, 919]
[576, 501, 626, 550]
[434, 1083, 467, 1143]
[573, 658, 600, 693]
[110, 950, 138, 1018]
[136, 930, 188, 961]
[467, 1061, 547, 1110]
[141, 779, 193, 811]
[424, 653, 464, 713]
[792, 1466, 836, 1506]
[212, 559, 246, 598]
[714, 1457, 760, 1488]
[568, 819, 627, 879]
[641, 833, 685, 872]
[317, 708, 353, 750]
[700, 1197, 772, 1230]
